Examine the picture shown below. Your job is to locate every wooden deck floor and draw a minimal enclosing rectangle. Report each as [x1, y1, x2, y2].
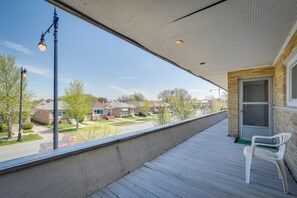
[90, 119, 297, 198]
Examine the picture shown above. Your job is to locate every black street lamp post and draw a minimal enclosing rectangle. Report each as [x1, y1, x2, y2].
[38, 8, 59, 149]
[17, 67, 27, 142]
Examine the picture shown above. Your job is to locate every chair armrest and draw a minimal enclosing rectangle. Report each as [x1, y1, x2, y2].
[251, 135, 279, 145]
[253, 143, 278, 147]
[251, 135, 280, 154]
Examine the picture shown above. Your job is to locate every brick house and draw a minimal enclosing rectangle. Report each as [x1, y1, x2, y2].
[127, 101, 144, 115]
[34, 101, 67, 124]
[90, 102, 105, 120]
[105, 101, 135, 118]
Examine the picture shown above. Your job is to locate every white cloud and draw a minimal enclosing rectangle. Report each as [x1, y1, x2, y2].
[0, 40, 33, 55]
[108, 84, 156, 100]
[108, 84, 132, 95]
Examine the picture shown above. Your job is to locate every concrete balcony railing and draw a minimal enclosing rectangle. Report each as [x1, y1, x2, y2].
[0, 112, 227, 197]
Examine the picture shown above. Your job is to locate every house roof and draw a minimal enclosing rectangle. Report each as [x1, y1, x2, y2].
[106, 101, 135, 109]
[35, 101, 66, 111]
[48, 0, 297, 90]
[127, 101, 144, 108]
[92, 102, 105, 110]
[149, 101, 161, 107]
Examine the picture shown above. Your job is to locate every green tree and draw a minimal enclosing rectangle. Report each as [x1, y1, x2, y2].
[117, 95, 129, 103]
[169, 88, 197, 121]
[208, 97, 227, 113]
[128, 92, 145, 101]
[62, 80, 91, 130]
[0, 55, 32, 139]
[154, 106, 171, 126]
[158, 89, 174, 103]
[142, 100, 150, 115]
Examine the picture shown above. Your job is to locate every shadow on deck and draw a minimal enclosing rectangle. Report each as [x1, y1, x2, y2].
[91, 119, 297, 198]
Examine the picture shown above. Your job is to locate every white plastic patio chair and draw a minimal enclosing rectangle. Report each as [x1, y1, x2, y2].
[243, 132, 292, 193]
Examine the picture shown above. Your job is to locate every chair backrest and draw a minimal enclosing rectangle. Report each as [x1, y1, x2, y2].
[277, 132, 292, 158]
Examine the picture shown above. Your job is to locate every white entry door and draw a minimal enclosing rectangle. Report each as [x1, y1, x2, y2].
[239, 78, 272, 141]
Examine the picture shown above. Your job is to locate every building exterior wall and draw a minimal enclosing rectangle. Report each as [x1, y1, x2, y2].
[134, 107, 141, 114]
[111, 108, 121, 118]
[273, 29, 297, 179]
[227, 66, 275, 136]
[34, 109, 50, 124]
[228, 29, 297, 179]
[274, 108, 297, 179]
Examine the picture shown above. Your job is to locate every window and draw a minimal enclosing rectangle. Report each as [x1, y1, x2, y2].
[285, 47, 297, 107]
[94, 110, 103, 115]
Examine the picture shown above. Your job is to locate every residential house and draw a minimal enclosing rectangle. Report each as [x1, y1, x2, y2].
[90, 102, 105, 120]
[127, 101, 144, 115]
[149, 101, 169, 113]
[148, 101, 160, 113]
[106, 101, 135, 118]
[34, 101, 67, 124]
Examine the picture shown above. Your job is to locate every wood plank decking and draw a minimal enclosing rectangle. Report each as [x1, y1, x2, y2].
[90, 119, 297, 198]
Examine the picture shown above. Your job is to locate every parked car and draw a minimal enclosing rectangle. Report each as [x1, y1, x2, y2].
[138, 112, 147, 117]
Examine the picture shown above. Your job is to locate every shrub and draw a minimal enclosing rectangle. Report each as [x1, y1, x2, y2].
[22, 122, 33, 130]
[79, 116, 84, 123]
[0, 123, 8, 131]
[122, 115, 132, 118]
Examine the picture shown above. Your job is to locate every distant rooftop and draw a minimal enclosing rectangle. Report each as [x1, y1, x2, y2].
[106, 101, 135, 109]
[35, 101, 66, 111]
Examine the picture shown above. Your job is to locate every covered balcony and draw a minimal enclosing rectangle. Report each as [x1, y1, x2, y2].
[92, 119, 297, 198]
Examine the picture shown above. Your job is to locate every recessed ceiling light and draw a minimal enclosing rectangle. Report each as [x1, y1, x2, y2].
[174, 40, 183, 46]
[200, 62, 206, 65]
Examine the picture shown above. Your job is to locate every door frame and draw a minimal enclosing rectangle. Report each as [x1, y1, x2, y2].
[239, 76, 273, 140]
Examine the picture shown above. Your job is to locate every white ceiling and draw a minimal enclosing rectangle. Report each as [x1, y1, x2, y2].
[48, 0, 297, 90]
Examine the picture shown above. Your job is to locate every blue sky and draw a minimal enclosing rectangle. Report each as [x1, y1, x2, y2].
[0, 0, 223, 100]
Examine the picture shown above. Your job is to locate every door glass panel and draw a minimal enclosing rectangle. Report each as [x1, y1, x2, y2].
[243, 80, 268, 102]
[292, 65, 297, 99]
[243, 104, 268, 127]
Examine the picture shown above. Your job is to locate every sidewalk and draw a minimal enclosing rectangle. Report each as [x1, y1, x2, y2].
[0, 123, 56, 162]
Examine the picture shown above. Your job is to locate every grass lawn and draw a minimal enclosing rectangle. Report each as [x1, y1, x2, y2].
[46, 124, 76, 129]
[111, 121, 135, 126]
[0, 134, 43, 146]
[122, 116, 138, 120]
[59, 124, 120, 143]
[23, 129, 34, 134]
[0, 132, 15, 138]
[95, 119, 114, 123]
[135, 117, 155, 122]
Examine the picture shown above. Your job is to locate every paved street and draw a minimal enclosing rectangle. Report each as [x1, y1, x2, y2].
[0, 124, 54, 162]
[0, 121, 155, 162]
